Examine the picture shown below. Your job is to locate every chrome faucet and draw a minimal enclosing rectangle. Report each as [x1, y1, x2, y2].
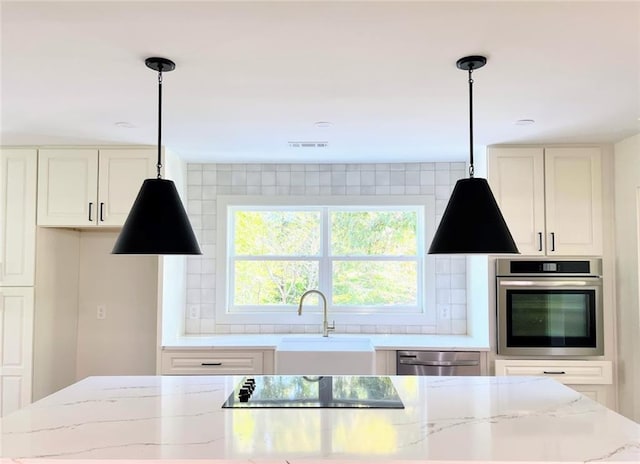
[297, 289, 335, 337]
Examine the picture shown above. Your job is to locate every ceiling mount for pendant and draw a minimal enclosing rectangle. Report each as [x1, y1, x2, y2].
[456, 55, 486, 71]
[145, 57, 176, 73]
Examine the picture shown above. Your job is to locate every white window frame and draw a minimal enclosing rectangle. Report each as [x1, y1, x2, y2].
[216, 195, 436, 326]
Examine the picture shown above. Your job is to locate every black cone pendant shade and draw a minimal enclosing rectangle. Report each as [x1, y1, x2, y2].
[428, 56, 518, 254]
[428, 178, 518, 253]
[112, 178, 201, 254]
[112, 57, 201, 255]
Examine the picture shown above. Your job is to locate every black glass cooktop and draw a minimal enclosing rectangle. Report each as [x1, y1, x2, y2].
[222, 375, 404, 409]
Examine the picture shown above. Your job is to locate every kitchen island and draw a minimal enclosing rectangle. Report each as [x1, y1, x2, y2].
[1, 375, 639, 462]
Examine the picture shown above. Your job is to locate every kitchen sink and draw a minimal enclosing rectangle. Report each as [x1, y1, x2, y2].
[275, 336, 375, 375]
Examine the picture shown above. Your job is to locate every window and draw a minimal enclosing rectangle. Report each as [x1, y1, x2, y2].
[216, 196, 436, 325]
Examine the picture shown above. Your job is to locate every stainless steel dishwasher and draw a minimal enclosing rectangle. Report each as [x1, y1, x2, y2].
[396, 351, 481, 375]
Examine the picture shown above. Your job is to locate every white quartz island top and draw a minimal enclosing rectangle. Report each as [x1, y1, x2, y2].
[2, 375, 639, 463]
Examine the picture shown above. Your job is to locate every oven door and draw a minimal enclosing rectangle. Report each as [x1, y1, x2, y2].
[497, 277, 603, 356]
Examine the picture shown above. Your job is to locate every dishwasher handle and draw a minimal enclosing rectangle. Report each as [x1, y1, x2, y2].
[398, 358, 479, 367]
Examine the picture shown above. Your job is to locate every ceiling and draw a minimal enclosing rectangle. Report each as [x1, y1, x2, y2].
[2, 1, 639, 164]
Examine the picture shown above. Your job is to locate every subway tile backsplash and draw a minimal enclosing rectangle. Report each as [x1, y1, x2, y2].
[185, 162, 467, 335]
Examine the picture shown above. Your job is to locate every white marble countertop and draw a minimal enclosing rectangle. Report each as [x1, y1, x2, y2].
[2, 375, 639, 462]
[162, 333, 490, 351]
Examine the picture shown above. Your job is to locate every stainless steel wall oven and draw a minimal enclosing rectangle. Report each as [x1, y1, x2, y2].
[496, 258, 603, 356]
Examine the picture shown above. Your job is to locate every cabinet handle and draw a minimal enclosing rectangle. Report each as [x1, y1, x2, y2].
[543, 371, 566, 375]
[99, 202, 105, 222]
[399, 359, 479, 366]
[538, 232, 543, 252]
[201, 362, 222, 366]
[550, 232, 555, 252]
[88, 202, 93, 222]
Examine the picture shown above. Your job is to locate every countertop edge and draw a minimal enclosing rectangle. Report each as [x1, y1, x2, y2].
[0, 460, 595, 464]
[161, 334, 492, 351]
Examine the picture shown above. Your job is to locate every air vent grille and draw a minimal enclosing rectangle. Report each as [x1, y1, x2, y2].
[288, 141, 329, 148]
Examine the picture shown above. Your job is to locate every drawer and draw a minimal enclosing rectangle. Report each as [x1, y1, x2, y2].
[161, 350, 266, 375]
[572, 385, 607, 404]
[494, 360, 612, 385]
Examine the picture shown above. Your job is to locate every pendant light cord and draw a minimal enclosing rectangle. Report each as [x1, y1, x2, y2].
[156, 70, 163, 179]
[468, 67, 475, 178]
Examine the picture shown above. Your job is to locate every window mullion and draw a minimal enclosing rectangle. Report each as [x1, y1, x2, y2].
[320, 207, 332, 303]
[233, 256, 320, 261]
[329, 255, 418, 261]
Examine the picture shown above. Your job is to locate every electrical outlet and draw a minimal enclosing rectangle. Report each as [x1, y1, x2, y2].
[438, 305, 450, 320]
[188, 305, 200, 319]
[97, 305, 107, 320]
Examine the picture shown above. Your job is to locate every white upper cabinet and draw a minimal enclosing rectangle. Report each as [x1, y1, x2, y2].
[488, 146, 603, 256]
[37, 149, 98, 227]
[0, 149, 37, 286]
[488, 147, 546, 255]
[37, 148, 156, 227]
[544, 148, 602, 256]
[98, 149, 158, 226]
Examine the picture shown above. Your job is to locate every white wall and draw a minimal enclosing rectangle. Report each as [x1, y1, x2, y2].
[614, 133, 640, 422]
[34, 229, 159, 397]
[33, 228, 80, 401]
[75, 231, 158, 379]
[158, 255, 187, 348]
[157, 149, 189, 350]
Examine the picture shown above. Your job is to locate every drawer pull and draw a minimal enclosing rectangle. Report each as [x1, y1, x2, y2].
[201, 362, 222, 366]
[400, 359, 479, 366]
[543, 370, 566, 375]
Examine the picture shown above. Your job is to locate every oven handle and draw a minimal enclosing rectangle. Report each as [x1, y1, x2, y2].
[498, 278, 601, 287]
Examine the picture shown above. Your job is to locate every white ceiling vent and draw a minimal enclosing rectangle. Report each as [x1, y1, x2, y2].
[288, 141, 329, 148]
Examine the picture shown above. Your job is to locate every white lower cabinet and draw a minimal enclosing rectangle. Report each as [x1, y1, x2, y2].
[375, 350, 397, 375]
[0, 287, 34, 416]
[495, 359, 613, 407]
[161, 349, 275, 375]
[571, 385, 607, 404]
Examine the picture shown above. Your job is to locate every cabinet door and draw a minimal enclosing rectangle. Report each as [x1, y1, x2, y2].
[0, 287, 34, 416]
[570, 385, 614, 409]
[544, 147, 603, 255]
[0, 149, 37, 286]
[37, 149, 98, 226]
[487, 147, 546, 255]
[97, 149, 156, 226]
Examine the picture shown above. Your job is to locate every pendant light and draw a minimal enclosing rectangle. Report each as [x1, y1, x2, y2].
[428, 56, 518, 254]
[112, 57, 202, 255]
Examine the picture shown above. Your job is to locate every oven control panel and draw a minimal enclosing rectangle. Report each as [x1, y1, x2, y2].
[496, 258, 601, 276]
